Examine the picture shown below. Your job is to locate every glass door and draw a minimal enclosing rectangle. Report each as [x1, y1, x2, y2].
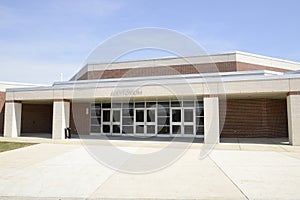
[171, 108, 182, 135]
[146, 108, 156, 135]
[134, 107, 156, 135]
[102, 109, 111, 134]
[135, 108, 145, 135]
[112, 109, 121, 135]
[183, 108, 195, 136]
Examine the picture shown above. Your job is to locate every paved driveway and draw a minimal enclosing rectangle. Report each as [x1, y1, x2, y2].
[0, 139, 300, 200]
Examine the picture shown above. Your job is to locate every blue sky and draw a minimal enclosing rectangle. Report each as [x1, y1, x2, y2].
[0, 0, 299, 84]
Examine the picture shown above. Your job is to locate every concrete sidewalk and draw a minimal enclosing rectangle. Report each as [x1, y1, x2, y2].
[0, 139, 300, 199]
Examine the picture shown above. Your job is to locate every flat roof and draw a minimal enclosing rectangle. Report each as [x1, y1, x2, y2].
[0, 82, 46, 92]
[71, 51, 300, 80]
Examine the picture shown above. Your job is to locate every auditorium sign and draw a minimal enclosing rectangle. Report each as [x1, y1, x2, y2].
[111, 88, 142, 97]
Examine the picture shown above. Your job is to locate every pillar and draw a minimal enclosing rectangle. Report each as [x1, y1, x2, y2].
[287, 92, 300, 145]
[204, 95, 220, 144]
[52, 100, 70, 139]
[4, 101, 22, 138]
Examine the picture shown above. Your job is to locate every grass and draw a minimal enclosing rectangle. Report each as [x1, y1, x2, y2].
[0, 142, 37, 153]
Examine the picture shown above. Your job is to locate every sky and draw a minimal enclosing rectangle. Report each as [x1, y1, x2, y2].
[0, 0, 299, 84]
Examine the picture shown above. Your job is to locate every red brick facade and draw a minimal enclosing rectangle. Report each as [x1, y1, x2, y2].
[0, 59, 291, 138]
[21, 104, 53, 134]
[221, 99, 288, 138]
[18, 102, 90, 135]
[1, 98, 289, 138]
[78, 61, 290, 80]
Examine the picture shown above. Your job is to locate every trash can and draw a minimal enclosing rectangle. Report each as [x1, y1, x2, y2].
[65, 127, 71, 139]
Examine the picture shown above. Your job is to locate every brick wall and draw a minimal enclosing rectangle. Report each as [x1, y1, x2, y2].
[78, 61, 290, 80]
[70, 102, 90, 135]
[21, 104, 53, 134]
[0, 92, 5, 134]
[20, 102, 90, 135]
[15, 99, 288, 137]
[221, 98, 288, 138]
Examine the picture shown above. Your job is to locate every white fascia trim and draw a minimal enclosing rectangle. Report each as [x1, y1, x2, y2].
[0, 82, 45, 86]
[54, 70, 283, 86]
[7, 70, 298, 92]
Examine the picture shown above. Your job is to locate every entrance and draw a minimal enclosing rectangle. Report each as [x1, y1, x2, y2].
[91, 100, 203, 137]
[102, 108, 111, 134]
[135, 108, 156, 135]
[101, 108, 122, 135]
[171, 107, 195, 136]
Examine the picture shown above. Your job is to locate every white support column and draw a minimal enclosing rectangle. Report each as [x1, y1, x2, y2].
[52, 100, 70, 139]
[204, 95, 220, 144]
[287, 92, 300, 146]
[4, 101, 22, 138]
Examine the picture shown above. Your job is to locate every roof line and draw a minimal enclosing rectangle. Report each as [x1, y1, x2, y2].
[84, 51, 300, 66]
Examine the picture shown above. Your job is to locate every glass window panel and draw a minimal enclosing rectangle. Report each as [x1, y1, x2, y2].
[112, 103, 121, 108]
[172, 109, 181, 122]
[183, 101, 194, 107]
[91, 118, 101, 125]
[122, 103, 133, 109]
[184, 125, 194, 134]
[122, 117, 133, 125]
[122, 109, 134, 117]
[102, 103, 111, 108]
[102, 125, 110, 133]
[146, 102, 156, 108]
[196, 101, 203, 108]
[147, 109, 156, 122]
[90, 126, 101, 133]
[158, 102, 169, 108]
[171, 101, 181, 107]
[135, 102, 145, 108]
[91, 103, 101, 109]
[122, 109, 130, 116]
[129, 109, 134, 117]
[158, 117, 170, 125]
[196, 117, 204, 125]
[196, 126, 204, 135]
[91, 109, 101, 117]
[112, 110, 121, 122]
[113, 125, 120, 133]
[135, 110, 144, 122]
[122, 126, 133, 134]
[157, 108, 169, 116]
[103, 110, 110, 122]
[196, 108, 204, 117]
[172, 125, 181, 134]
[157, 126, 170, 134]
[147, 125, 155, 134]
[136, 125, 144, 134]
[184, 109, 194, 122]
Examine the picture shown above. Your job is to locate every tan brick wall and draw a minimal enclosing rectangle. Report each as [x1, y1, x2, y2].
[70, 102, 90, 135]
[78, 61, 290, 80]
[21, 104, 53, 134]
[221, 98, 288, 138]
[0, 92, 5, 134]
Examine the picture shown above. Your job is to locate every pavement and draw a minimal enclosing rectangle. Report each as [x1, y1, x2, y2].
[0, 137, 300, 200]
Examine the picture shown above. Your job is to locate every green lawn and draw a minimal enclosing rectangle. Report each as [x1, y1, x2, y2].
[0, 142, 37, 153]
